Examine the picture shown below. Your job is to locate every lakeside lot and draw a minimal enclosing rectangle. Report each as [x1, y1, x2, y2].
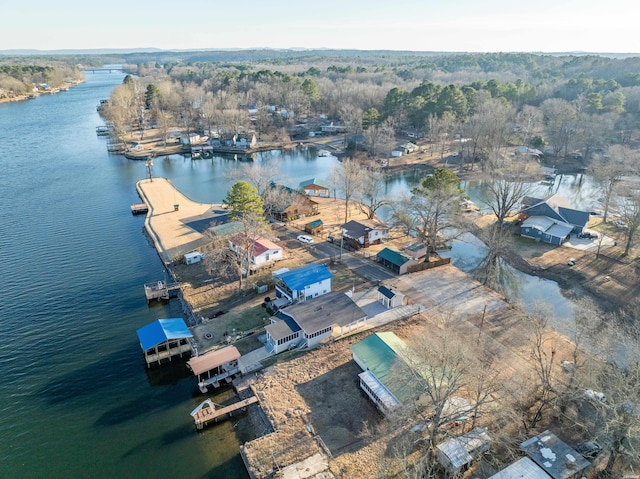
[135, 173, 640, 477]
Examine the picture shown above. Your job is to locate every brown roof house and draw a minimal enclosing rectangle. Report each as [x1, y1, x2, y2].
[267, 184, 319, 222]
[342, 219, 390, 249]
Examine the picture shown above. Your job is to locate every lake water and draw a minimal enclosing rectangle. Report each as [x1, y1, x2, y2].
[0, 72, 256, 479]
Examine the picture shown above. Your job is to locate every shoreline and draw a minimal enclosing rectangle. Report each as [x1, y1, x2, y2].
[0, 80, 85, 105]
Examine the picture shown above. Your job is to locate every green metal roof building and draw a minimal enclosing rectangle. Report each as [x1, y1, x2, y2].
[350, 332, 421, 413]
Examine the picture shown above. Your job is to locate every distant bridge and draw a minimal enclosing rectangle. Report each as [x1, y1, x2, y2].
[80, 67, 124, 73]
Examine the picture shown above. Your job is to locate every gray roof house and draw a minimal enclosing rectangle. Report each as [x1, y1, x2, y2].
[519, 194, 591, 245]
[265, 292, 367, 354]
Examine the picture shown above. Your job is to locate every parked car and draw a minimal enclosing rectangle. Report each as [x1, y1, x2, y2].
[297, 234, 314, 244]
[578, 232, 598, 240]
[616, 219, 628, 229]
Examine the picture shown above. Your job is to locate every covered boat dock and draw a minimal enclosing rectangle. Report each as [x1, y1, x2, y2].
[187, 345, 241, 393]
[136, 318, 194, 367]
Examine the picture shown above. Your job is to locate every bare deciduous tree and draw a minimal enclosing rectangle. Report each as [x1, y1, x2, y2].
[356, 164, 389, 220]
[332, 158, 363, 224]
[591, 145, 638, 223]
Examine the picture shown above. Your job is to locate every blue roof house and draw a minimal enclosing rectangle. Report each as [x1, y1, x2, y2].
[136, 318, 193, 367]
[519, 194, 590, 245]
[274, 264, 332, 303]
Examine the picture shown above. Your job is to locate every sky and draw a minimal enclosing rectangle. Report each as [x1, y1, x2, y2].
[2, 0, 639, 53]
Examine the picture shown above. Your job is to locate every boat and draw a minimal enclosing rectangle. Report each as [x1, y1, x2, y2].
[317, 149, 331, 157]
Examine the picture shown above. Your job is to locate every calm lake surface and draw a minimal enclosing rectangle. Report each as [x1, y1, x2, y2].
[0, 72, 256, 479]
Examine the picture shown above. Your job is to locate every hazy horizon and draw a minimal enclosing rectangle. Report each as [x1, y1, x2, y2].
[3, 0, 639, 54]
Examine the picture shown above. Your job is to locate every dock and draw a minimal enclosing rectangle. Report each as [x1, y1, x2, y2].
[191, 396, 259, 430]
[144, 280, 181, 302]
[131, 202, 149, 215]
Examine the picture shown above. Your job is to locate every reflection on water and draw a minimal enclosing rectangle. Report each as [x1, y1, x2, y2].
[439, 232, 575, 322]
[461, 172, 601, 215]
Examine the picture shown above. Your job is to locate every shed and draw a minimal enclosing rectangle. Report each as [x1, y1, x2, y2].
[377, 285, 404, 308]
[184, 251, 205, 265]
[436, 427, 492, 475]
[305, 219, 324, 234]
[136, 318, 193, 367]
[520, 430, 589, 479]
[376, 247, 417, 274]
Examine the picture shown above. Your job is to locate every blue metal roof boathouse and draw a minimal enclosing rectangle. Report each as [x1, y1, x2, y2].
[136, 318, 194, 367]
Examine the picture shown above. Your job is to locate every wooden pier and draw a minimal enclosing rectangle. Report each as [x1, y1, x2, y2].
[131, 202, 149, 215]
[144, 280, 181, 303]
[191, 396, 259, 430]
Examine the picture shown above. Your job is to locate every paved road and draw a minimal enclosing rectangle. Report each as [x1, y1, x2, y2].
[276, 224, 397, 283]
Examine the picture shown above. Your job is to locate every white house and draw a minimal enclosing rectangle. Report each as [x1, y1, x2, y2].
[251, 237, 283, 266]
[228, 234, 283, 269]
[265, 292, 367, 354]
[342, 219, 390, 249]
[235, 134, 257, 149]
[180, 133, 201, 145]
[273, 263, 332, 303]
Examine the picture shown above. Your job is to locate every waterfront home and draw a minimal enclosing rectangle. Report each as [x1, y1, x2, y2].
[136, 318, 194, 367]
[436, 428, 491, 476]
[519, 193, 590, 245]
[267, 184, 319, 221]
[180, 133, 201, 145]
[265, 291, 367, 354]
[342, 219, 390, 249]
[320, 122, 347, 134]
[299, 178, 330, 198]
[273, 263, 332, 303]
[187, 345, 240, 392]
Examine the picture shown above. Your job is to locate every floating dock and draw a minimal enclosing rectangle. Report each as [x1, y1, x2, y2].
[131, 202, 149, 215]
[191, 396, 259, 430]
